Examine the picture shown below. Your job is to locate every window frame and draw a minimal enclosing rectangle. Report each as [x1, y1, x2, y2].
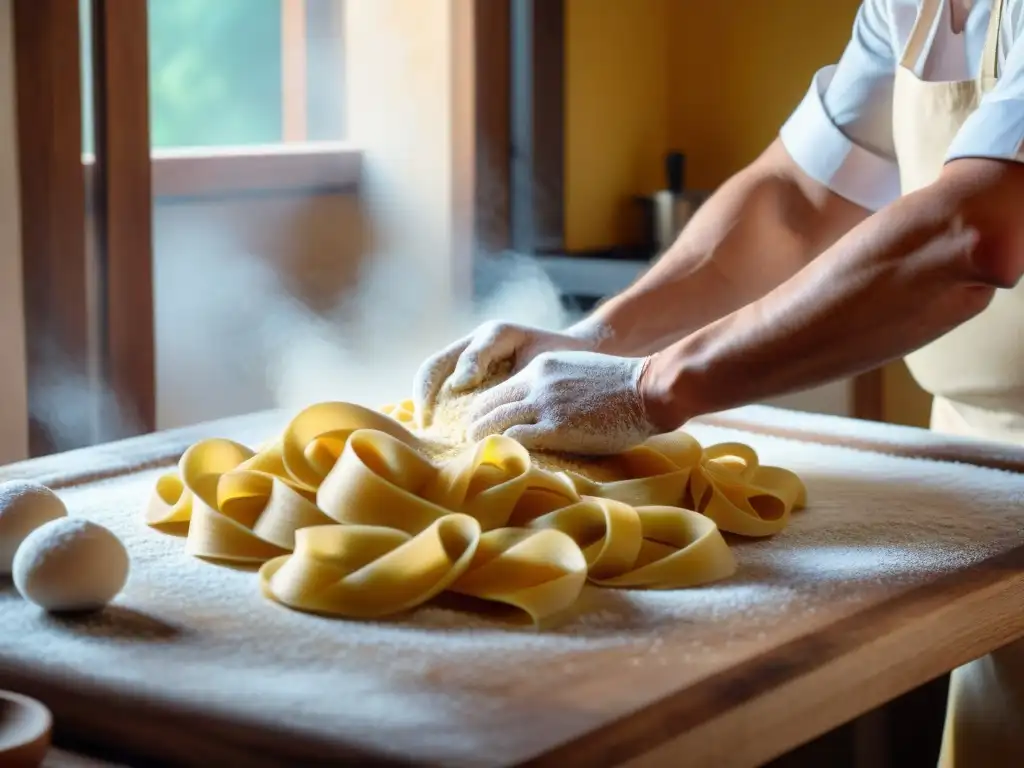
[83, 143, 360, 200]
[12, 0, 91, 457]
[124, 0, 356, 199]
[13, 0, 359, 458]
[13, 0, 491, 461]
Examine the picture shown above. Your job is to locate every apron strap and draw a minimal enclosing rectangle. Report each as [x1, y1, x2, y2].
[981, 0, 1006, 81]
[900, 0, 944, 70]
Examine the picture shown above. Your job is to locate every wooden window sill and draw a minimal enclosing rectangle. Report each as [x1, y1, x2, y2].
[83, 142, 362, 200]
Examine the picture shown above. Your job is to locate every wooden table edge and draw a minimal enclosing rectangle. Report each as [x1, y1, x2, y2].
[10, 545, 1024, 768]
[524, 545, 1024, 768]
[0, 657, 417, 767]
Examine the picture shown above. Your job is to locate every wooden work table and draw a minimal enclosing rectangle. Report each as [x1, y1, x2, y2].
[2, 405, 1024, 767]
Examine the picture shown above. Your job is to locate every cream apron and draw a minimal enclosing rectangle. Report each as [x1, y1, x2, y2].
[893, 0, 1024, 764]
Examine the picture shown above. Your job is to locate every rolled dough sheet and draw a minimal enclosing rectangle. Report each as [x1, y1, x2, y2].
[1, 406, 1022, 767]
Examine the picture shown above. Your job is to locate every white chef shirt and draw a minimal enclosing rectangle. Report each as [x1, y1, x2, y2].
[779, 0, 1024, 211]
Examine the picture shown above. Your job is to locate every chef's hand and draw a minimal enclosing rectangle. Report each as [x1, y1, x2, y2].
[413, 321, 603, 427]
[465, 350, 659, 454]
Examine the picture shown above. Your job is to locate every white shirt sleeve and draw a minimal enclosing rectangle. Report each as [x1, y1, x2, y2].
[946, 31, 1024, 165]
[779, 0, 902, 211]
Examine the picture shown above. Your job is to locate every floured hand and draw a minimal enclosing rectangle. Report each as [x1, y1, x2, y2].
[413, 321, 606, 428]
[466, 351, 658, 454]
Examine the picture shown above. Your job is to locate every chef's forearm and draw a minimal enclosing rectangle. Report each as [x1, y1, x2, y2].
[639, 168, 1022, 429]
[576, 140, 868, 356]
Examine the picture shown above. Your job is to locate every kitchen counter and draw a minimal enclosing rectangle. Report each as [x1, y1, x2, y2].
[1, 405, 1023, 767]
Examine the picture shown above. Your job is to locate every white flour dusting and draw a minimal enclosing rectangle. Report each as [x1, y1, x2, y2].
[417, 362, 628, 482]
[418, 361, 514, 455]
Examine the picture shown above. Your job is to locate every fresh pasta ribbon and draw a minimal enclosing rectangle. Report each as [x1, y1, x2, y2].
[146, 399, 806, 625]
[449, 527, 589, 624]
[259, 515, 482, 619]
[527, 497, 737, 588]
[281, 402, 424, 491]
[317, 430, 444, 535]
[424, 436, 582, 530]
[566, 432, 701, 509]
[689, 442, 807, 537]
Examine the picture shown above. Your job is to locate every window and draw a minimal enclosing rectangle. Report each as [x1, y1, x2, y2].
[80, 0, 345, 153]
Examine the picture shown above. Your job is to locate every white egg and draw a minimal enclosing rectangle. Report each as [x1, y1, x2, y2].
[0, 481, 68, 575]
[12, 518, 129, 613]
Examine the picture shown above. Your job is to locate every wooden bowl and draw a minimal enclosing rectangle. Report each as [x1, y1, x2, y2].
[0, 690, 51, 767]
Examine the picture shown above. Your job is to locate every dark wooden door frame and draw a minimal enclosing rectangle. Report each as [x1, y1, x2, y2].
[472, 0, 565, 258]
[89, 0, 156, 442]
[13, 0, 155, 457]
[473, 0, 511, 255]
[509, 0, 564, 255]
[13, 0, 92, 456]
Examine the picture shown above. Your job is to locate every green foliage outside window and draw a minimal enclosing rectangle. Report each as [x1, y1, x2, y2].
[81, 0, 284, 152]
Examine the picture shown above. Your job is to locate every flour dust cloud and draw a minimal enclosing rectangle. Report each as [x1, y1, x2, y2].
[148, 198, 573, 431]
[262, 247, 571, 413]
[33, 136, 574, 440]
[262, 140, 574, 413]
[29, 326, 144, 450]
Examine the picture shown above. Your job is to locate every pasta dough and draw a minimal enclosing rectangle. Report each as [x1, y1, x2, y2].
[145, 398, 806, 626]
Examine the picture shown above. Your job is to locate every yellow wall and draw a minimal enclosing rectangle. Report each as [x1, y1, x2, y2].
[668, 0, 862, 188]
[564, 0, 670, 252]
[563, 0, 864, 253]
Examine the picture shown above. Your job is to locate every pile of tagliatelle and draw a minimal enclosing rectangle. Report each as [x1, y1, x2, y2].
[144, 394, 806, 627]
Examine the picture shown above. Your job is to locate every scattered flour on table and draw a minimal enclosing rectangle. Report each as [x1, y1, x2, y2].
[2, 416, 1022, 762]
